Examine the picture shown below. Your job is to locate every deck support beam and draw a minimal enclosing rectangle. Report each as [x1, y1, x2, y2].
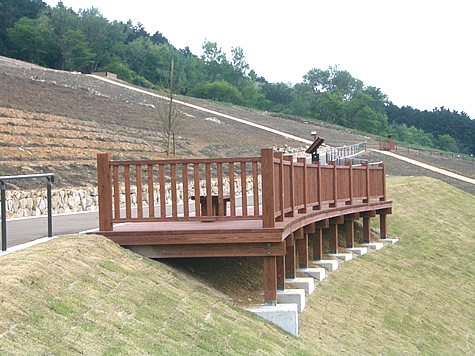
[361, 210, 376, 244]
[377, 208, 391, 239]
[263, 256, 277, 305]
[296, 228, 309, 269]
[344, 213, 359, 248]
[285, 233, 296, 279]
[329, 216, 344, 254]
[277, 256, 285, 290]
[313, 219, 329, 261]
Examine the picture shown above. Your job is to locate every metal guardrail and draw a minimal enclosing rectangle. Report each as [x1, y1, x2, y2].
[325, 141, 367, 164]
[0, 173, 54, 251]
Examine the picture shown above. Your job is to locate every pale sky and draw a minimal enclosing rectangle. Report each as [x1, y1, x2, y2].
[44, 0, 475, 119]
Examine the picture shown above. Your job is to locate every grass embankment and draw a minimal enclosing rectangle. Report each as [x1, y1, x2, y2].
[0, 176, 473, 354]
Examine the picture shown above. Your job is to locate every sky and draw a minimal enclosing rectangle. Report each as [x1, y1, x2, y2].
[43, 0, 475, 119]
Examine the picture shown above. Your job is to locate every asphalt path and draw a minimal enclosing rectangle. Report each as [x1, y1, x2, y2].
[3, 210, 99, 250]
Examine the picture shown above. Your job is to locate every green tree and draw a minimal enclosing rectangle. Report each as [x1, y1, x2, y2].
[191, 80, 242, 105]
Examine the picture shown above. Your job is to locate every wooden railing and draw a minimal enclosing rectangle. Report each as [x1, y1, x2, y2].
[97, 149, 387, 231]
[97, 154, 262, 231]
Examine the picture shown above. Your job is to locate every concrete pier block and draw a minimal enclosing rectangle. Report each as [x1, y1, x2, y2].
[347, 247, 368, 255]
[248, 304, 299, 336]
[297, 267, 326, 281]
[277, 289, 306, 313]
[328, 253, 353, 261]
[379, 238, 399, 244]
[285, 277, 315, 294]
[363, 242, 384, 250]
[312, 259, 339, 271]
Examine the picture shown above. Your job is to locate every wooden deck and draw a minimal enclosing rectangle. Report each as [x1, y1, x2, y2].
[94, 149, 392, 305]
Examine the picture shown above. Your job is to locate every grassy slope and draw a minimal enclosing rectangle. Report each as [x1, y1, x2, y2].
[0, 177, 473, 354]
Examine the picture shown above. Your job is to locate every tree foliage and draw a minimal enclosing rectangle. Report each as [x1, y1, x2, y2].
[1, 1, 472, 154]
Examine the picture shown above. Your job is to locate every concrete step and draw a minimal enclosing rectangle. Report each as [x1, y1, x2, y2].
[379, 238, 399, 244]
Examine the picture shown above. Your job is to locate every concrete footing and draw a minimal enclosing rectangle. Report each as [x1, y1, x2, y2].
[362, 242, 384, 250]
[277, 289, 306, 313]
[312, 259, 339, 271]
[248, 304, 299, 336]
[328, 253, 353, 261]
[297, 267, 326, 281]
[285, 277, 315, 294]
[380, 238, 399, 244]
[347, 247, 368, 255]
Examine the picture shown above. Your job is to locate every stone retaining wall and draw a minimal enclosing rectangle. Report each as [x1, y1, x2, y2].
[3, 177, 261, 219]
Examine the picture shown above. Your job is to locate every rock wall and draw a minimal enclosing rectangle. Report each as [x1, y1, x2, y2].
[3, 177, 261, 219]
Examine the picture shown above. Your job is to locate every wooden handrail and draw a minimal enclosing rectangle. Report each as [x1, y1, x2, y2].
[97, 150, 388, 230]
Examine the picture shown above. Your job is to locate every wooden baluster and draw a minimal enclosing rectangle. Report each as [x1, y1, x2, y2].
[330, 161, 337, 208]
[194, 163, 200, 216]
[380, 163, 386, 201]
[241, 162, 247, 216]
[364, 162, 370, 203]
[124, 165, 131, 219]
[316, 162, 322, 210]
[283, 156, 294, 217]
[113, 165, 120, 219]
[277, 153, 284, 222]
[171, 164, 177, 217]
[147, 164, 155, 218]
[252, 161, 259, 216]
[205, 163, 212, 216]
[159, 164, 166, 218]
[136, 165, 143, 218]
[182, 164, 189, 217]
[217, 162, 224, 216]
[229, 163, 236, 216]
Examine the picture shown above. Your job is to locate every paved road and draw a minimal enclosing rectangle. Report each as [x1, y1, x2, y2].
[3, 211, 99, 250]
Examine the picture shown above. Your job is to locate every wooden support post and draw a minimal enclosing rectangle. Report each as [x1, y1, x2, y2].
[364, 162, 370, 203]
[298, 230, 309, 268]
[344, 213, 359, 248]
[313, 219, 328, 260]
[380, 163, 387, 201]
[345, 219, 355, 248]
[97, 153, 113, 231]
[363, 216, 371, 243]
[380, 213, 388, 239]
[261, 149, 275, 228]
[285, 234, 296, 279]
[263, 256, 277, 305]
[277, 255, 285, 290]
[329, 223, 338, 254]
[329, 216, 344, 254]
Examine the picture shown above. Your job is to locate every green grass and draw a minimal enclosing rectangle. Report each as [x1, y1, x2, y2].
[0, 176, 473, 354]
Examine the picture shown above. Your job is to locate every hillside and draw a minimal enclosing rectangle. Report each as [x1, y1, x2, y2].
[1, 55, 473, 195]
[0, 177, 473, 354]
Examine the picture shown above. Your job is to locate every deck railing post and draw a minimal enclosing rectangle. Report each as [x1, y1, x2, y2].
[297, 158, 307, 213]
[261, 149, 275, 228]
[283, 156, 294, 216]
[97, 153, 113, 231]
[380, 163, 387, 201]
[364, 162, 370, 203]
[330, 161, 337, 207]
[345, 161, 353, 205]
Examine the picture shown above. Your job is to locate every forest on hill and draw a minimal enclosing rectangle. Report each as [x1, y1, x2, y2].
[1, 0, 473, 155]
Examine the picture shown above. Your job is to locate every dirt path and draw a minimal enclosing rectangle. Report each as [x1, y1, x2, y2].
[89, 75, 314, 145]
[376, 150, 475, 184]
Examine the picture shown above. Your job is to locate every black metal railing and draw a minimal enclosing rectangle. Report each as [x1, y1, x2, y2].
[0, 173, 54, 251]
